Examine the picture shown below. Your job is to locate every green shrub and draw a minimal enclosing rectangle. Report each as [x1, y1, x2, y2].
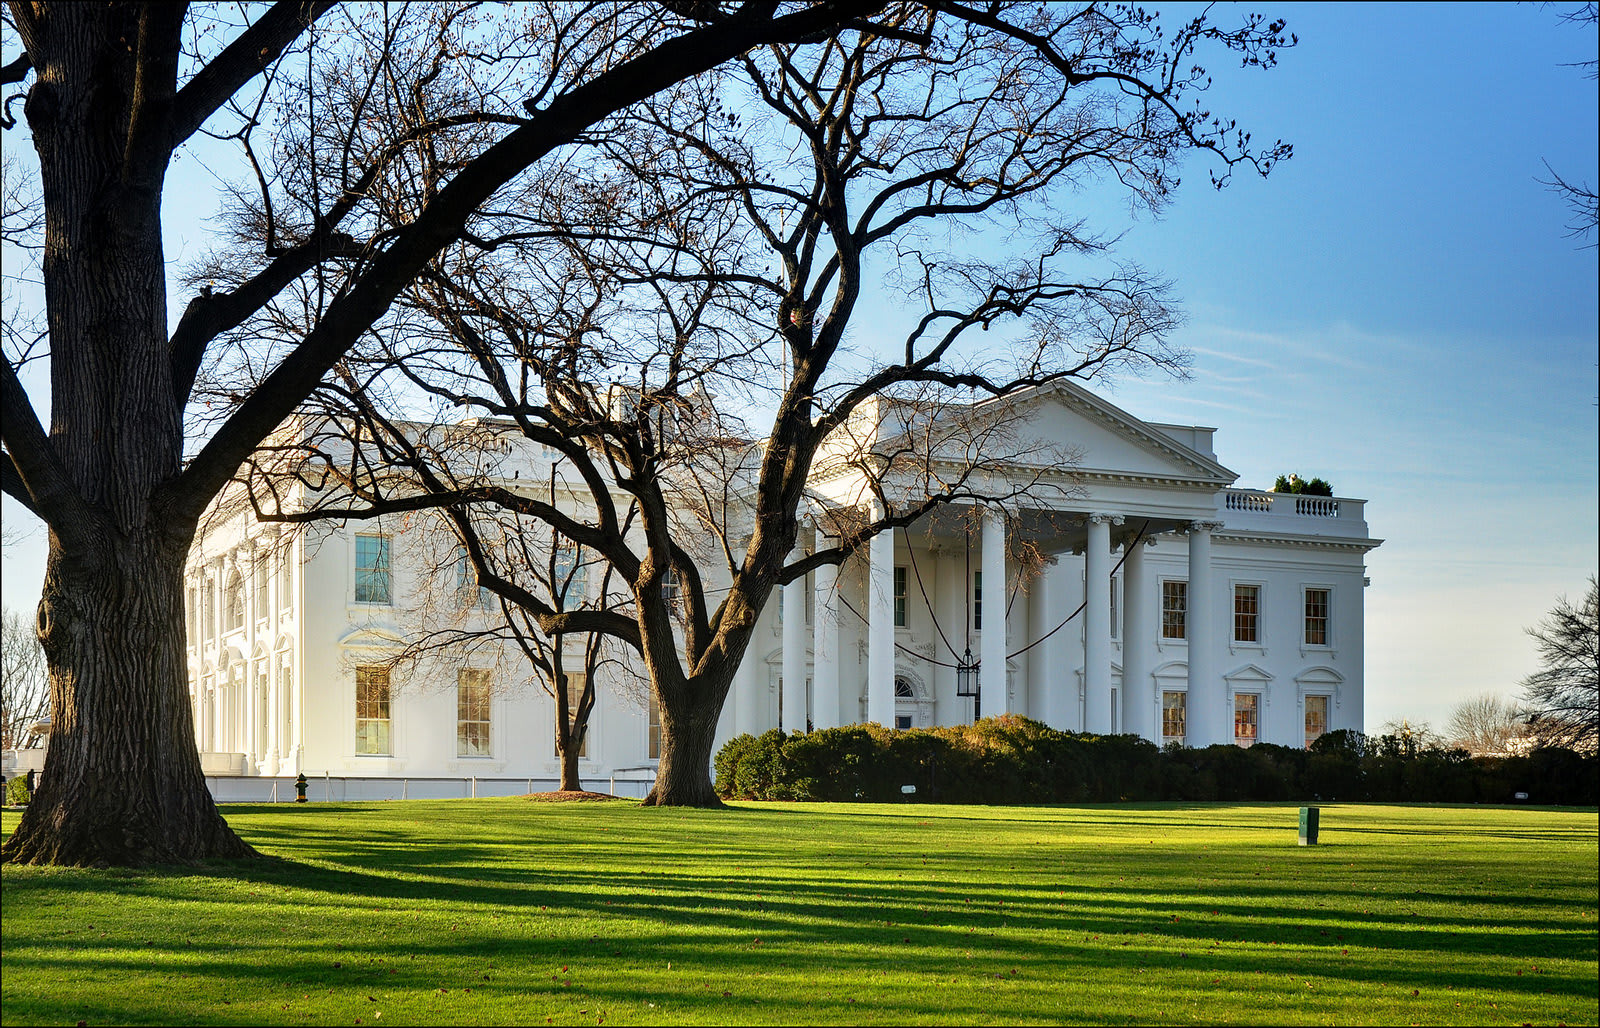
[6, 774, 31, 805]
[710, 719, 1598, 806]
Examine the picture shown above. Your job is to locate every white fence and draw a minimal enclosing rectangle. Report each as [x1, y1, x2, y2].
[204, 772, 658, 803]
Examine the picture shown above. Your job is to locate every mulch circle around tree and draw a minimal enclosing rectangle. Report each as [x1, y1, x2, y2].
[523, 790, 624, 802]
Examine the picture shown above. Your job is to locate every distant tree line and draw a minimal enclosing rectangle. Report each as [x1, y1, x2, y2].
[715, 717, 1598, 807]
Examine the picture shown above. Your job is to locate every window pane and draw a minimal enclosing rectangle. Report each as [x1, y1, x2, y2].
[1234, 584, 1259, 642]
[648, 693, 661, 760]
[1162, 691, 1186, 743]
[356, 666, 391, 754]
[1305, 695, 1329, 749]
[1234, 693, 1258, 747]
[973, 571, 983, 630]
[355, 535, 392, 604]
[893, 566, 908, 627]
[563, 673, 589, 758]
[1305, 588, 1329, 645]
[1162, 581, 1187, 640]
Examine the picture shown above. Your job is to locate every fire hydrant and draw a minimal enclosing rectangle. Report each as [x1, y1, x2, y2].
[295, 772, 309, 803]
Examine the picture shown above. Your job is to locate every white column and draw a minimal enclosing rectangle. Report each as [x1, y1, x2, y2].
[265, 662, 281, 775]
[936, 547, 962, 725]
[735, 646, 763, 737]
[867, 516, 896, 726]
[1121, 536, 1155, 742]
[781, 546, 807, 733]
[1083, 514, 1117, 734]
[1037, 556, 1068, 729]
[1024, 557, 1048, 721]
[1186, 521, 1223, 746]
[812, 561, 840, 729]
[980, 509, 1007, 715]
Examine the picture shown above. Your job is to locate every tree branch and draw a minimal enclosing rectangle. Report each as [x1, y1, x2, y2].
[168, 1, 335, 150]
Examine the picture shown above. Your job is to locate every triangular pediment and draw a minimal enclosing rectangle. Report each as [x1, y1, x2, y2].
[986, 380, 1236, 485]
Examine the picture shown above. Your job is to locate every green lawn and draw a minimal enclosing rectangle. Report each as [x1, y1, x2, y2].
[1, 801, 1595, 1025]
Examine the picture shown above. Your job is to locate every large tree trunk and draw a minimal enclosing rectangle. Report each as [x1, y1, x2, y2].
[558, 730, 583, 792]
[642, 677, 728, 807]
[1, 536, 254, 865]
[2, 6, 252, 865]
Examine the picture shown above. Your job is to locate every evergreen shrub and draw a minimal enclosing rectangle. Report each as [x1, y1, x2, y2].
[713, 718, 1599, 806]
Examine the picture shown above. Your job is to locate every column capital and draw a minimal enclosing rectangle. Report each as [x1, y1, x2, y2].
[1186, 519, 1225, 534]
[1086, 513, 1125, 526]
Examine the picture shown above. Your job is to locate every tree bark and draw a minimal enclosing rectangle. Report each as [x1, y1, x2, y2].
[558, 731, 583, 792]
[642, 676, 730, 807]
[1, 535, 254, 865]
[1, 5, 252, 864]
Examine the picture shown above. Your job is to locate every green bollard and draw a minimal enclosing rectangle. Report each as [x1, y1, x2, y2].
[1298, 806, 1320, 846]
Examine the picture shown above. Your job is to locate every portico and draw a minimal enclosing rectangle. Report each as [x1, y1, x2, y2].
[743, 379, 1378, 750]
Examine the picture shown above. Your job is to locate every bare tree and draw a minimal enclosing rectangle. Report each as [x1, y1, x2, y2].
[243, 4, 1295, 806]
[1540, 2, 1598, 246]
[1519, 576, 1599, 754]
[1444, 692, 1525, 756]
[0, 1, 904, 866]
[1, 607, 48, 750]
[381, 470, 646, 793]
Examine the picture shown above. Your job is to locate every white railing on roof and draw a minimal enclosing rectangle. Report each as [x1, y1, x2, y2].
[1224, 489, 1341, 519]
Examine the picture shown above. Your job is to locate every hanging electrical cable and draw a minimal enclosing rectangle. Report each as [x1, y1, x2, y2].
[826, 517, 1155, 667]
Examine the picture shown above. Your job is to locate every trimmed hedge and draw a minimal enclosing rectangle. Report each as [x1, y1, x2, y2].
[714, 716, 1598, 806]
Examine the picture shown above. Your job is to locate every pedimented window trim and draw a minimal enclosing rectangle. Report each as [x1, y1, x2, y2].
[337, 626, 407, 651]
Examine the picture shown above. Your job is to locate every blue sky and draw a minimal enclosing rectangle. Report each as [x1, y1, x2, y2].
[3, 3, 1596, 731]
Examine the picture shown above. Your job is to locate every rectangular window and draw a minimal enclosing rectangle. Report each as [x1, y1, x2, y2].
[662, 568, 680, 614]
[254, 557, 269, 621]
[457, 669, 491, 757]
[1234, 584, 1260, 642]
[280, 664, 293, 754]
[186, 586, 197, 646]
[1234, 693, 1259, 747]
[1161, 581, 1187, 640]
[973, 571, 983, 631]
[648, 692, 661, 760]
[456, 546, 492, 609]
[562, 673, 589, 758]
[1305, 588, 1330, 646]
[1109, 576, 1119, 639]
[893, 566, 908, 628]
[354, 534, 392, 604]
[1305, 695, 1329, 749]
[553, 541, 586, 603]
[278, 547, 293, 609]
[355, 666, 391, 755]
[1162, 691, 1186, 744]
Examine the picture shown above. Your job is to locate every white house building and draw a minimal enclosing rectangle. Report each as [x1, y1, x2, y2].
[182, 380, 1380, 796]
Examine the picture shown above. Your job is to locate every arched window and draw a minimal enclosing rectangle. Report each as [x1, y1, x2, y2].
[894, 678, 915, 699]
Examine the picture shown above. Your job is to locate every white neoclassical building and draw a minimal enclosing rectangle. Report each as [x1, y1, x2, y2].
[182, 380, 1379, 795]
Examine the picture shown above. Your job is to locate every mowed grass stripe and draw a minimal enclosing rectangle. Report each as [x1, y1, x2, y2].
[1, 801, 1594, 1025]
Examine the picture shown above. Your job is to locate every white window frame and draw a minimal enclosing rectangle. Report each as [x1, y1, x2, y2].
[1233, 691, 1260, 748]
[1302, 584, 1334, 654]
[558, 671, 591, 760]
[1230, 579, 1265, 652]
[1161, 689, 1187, 746]
[1303, 693, 1331, 749]
[354, 533, 393, 606]
[893, 565, 908, 628]
[1159, 578, 1188, 645]
[457, 668, 492, 758]
[355, 665, 392, 756]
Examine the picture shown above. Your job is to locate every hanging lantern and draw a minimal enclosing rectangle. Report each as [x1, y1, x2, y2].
[955, 648, 980, 698]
